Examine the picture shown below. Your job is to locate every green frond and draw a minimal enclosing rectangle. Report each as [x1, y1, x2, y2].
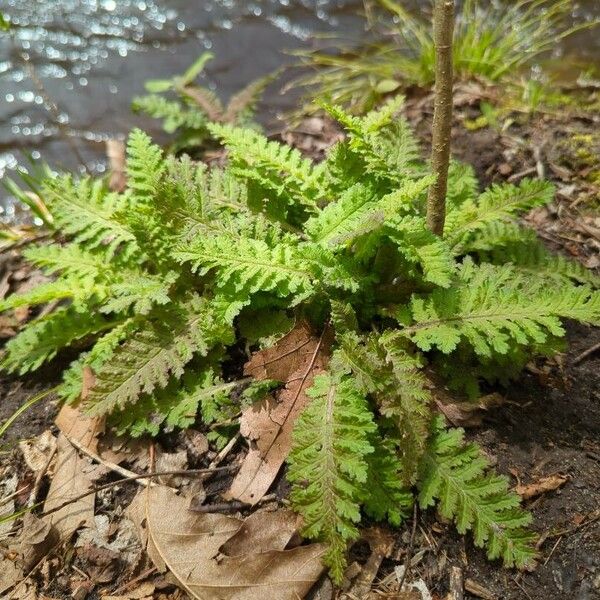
[386, 216, 456, 287]
[362, 95, 407, 132]
[305, 183, 377, 246]
[126, 128, 166, 204]
[84, 297, 235, 416]
[322, 99, 423, 183]
[132, 95, 208, 134]
[100, 271, 177, 315]
[330, 300, 359, 334]
[306, 176, 434, 249]
[23, 244, 106, 281]
[333, 332, 432, 483]
[223, 70, 278, 124]
[418, 416, 537, 569]
[288, 373, 376, 583]
[42, 175, 139, 260]
[112, 368, 241, 437]
[445, 179, 554, 246]
[60, 318, 139, 402]
[461, 221, 600, 288]
[1, 308, 114, 375]
[364, 433, 413, 526]
[446, 161, 479, 209]
[377, 332, 433, 482]
[0, 278, 102, 312]
[208, 123, 326, 212]
[175, 236, 315, 303]
[404, 260, 600, 357]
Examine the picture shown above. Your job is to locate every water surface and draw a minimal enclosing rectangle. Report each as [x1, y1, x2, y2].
[0, 0, 598, 219]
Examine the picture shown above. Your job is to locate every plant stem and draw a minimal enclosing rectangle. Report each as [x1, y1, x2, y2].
[426, 0, 455, 237]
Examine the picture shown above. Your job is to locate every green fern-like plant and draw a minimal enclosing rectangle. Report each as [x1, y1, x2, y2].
[2, 97, 599, 582]
[132, 52, 275, 152]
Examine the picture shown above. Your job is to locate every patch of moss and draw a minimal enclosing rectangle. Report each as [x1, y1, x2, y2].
[558, 133, 600, 180]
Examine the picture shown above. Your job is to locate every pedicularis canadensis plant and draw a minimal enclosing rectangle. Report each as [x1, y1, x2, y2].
[2, 97, 599, 580]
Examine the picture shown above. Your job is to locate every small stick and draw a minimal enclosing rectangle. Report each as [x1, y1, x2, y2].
[110, 567, 157, 596]
[512, 576, 533, 600]
[206, 432, 240, 473]
[66, 435, 154, 488]
[543, 536, 562, 566]
[0, 485, 31, 507]
[572, 341, 600, 365]
[192, 493, 277, 514]
[191, 500, 248, 514]
[35, 466, 238, 521]
[397, 502, 419, 591]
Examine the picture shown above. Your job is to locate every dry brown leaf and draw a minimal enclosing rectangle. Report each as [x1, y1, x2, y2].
[81, 366, 96, 400]
[129, 486, 325, 600]
[55, 404, 104, 454]
[515, 474, 568, 500]
[76, 544, 121, 583]
[43, 434, 103, 539]
[227, 321, 332, 504]
[106, 139, 127, 192]
[220, 509, 302, 556]
[19, 430, 57, 473]
[0, 557, 23, 596]
[3, 512, 58, 595]
[436, 393, 505, 428]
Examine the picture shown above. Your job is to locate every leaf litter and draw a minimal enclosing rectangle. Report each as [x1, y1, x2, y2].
[227, 321, 333, 504]
[128, 484, 326, 599]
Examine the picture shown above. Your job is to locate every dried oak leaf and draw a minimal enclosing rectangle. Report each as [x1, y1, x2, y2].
[128, 485, 325, 600]
[227, 321, 333, 505]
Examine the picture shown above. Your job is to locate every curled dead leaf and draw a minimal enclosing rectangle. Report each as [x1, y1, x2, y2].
[436, 393, 505, 427]
[515, 474, 568, 500]
[19, 430, 57, 473]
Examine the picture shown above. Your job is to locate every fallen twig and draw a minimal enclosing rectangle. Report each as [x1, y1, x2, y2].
[397, 502, 418, 592]
[543, 536, 562, 566]
[572, 341, 600, 365]
[66, 434, 155, 488]
[0, 466, 238, 529]
[39, 467, 239, 520]
[109, 567, 157, 596]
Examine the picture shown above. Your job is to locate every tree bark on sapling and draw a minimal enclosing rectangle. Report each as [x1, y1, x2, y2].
[426, 0, 455, 237]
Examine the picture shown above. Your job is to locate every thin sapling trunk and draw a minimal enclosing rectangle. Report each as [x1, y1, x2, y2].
[426, 0, 455, 237]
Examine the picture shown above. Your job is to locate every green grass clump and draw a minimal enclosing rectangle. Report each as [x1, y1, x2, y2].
[291, 0, 597, 113]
